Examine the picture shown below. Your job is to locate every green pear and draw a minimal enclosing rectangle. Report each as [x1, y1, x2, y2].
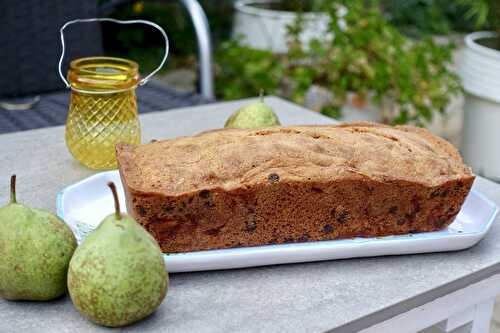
[0, 175, 77, 301]
[225, 95, 281, 129]
[68, 182, 168, 327]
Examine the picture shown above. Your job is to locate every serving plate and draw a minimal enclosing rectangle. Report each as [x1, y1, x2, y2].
[57, 171, 498, 272]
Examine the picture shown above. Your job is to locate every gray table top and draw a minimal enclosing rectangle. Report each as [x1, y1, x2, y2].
[1, 97, 500, 333]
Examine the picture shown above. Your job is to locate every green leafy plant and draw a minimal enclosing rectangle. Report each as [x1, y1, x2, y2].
[381, 0, 478, 37]
[216, 0, 461, 125]
[458, 0, 500, 49]
[249, 0, 324, 12]
[216, 40, 285, 100]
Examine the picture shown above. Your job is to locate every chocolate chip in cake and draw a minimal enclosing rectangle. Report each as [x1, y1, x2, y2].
[410, 198, 421, 214]
[311, 187, 324, 193]
[284, 237, 295, 243]
[199, 189, 210, 199]
[440, 189, 449, 198]
[405, 213, 414, 222]
[245, 221, 257, 231]
[204, 227, 222, 236]
[430, 189, 440, 198]
[330, 208, 336, 216]
[268, 173, 280, 183]
[389, 206, 398, 214]
[322, 224, 334, 233]
[137, 206, 147, 217]
[336, 210, 349, 224]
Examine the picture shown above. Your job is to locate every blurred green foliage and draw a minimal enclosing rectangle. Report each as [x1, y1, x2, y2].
[458, 0, 500, 49]
[216, 0, 462, 125]
[215, 40, 285, 100]
[101, 0, 497, 124]
[101, 0, 234, 73]
[381, 0, 477, 37]
[249, 0, 324, 12]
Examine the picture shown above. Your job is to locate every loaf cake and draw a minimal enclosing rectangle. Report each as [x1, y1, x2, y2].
[116, 122, 474, 253]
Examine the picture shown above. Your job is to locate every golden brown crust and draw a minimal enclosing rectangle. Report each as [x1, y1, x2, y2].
[116, 122, 474, 253]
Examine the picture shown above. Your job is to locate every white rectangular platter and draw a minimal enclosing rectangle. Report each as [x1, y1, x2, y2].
[57, 171, 498, 273]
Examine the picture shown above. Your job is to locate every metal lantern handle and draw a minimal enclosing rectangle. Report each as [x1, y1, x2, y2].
[58, 18, 169, 88]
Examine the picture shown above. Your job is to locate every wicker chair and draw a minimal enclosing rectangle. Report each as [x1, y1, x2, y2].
[0, 0, 214, 134]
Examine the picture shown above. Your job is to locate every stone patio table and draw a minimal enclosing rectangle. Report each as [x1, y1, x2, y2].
[1, 97, 500, 333]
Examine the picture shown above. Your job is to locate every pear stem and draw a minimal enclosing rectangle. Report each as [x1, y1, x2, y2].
[10, 174, 16, 204]
[259, 89, 264, 102]
[107, 182, 121, 220]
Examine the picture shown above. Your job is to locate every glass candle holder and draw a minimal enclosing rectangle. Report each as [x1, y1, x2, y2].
[58, 18, 169, 170]
[65, 57, 141, 170]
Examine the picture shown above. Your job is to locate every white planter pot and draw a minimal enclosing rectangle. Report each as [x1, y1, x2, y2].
[460, 32, 500, 180]
[232, 0, 331, 53]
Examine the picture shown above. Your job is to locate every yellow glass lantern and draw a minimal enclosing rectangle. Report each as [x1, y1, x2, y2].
[58, 18, 169, 170]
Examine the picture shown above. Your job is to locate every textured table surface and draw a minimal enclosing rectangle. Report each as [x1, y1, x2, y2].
[1, 97, 500, 333]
